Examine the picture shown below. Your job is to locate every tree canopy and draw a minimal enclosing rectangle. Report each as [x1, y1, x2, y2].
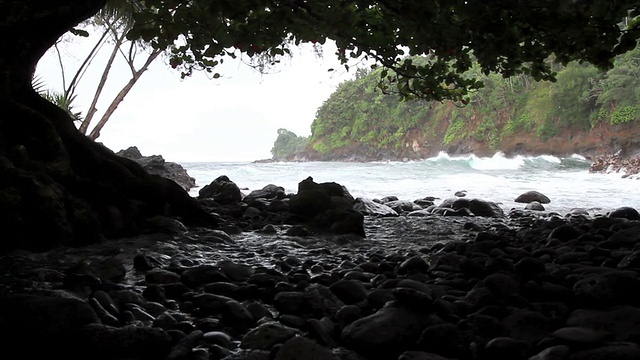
[123, 0, 640, 102]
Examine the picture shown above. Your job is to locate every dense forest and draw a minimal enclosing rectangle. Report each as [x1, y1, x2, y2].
[271, 47, 640, 161]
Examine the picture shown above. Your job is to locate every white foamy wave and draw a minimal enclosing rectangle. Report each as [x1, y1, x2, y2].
[427, 151, 454, 161]
[469, 152, 525, 170]
[537, 155, 561, 163]
[571, 154, 587, 161]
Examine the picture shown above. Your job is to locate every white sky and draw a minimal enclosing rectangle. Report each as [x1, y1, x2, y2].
[36, 32, 358, 162]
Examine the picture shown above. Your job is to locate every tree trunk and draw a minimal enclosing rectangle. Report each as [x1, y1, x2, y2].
[88, 49, 162, 139]
[0, 0, 217, 254]
[79, 25, 127, 135]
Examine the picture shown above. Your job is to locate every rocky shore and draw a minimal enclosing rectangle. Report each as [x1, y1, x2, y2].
[2, 178, 640, 360]
[117, 146, 197, 191]
[588, 152, 640, 178]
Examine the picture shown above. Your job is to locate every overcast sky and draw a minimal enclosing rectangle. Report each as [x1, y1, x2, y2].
[36, 34, 357, 162]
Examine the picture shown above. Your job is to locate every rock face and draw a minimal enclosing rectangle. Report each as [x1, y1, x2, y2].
[589, 151, 640, 178]
[117, 146, 196, 191]
[195, 176, 365, 238]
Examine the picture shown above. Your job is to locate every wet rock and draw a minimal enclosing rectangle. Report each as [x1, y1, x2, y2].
[528, 345, 571, 360]
[548, 224, 584, 242]
[243, 184, 286, 204]
[77, 323, 172, 359]
[502, 309, 554, 344]
[146, 215, 188, 234]
[221, 299, 255, 329]
[385, 200, 421, 213]
[515, 191, 551, 204]
[608, 206, 640, 220]
[274, 291, 308, 315]
[341, 302, 430, 358]
[0, 293, 100, 356]
[353, 197, 398, 217]
[566, 306, 640, 342]
[551, 326, 609, 347]
[398, 351, 453, 360]
[398, 255, 429, 274]
[275, 335, 336, 360]
[482, 336, 527, 360]
[568, 344, 640, 360]
[573, 270, 640, 306]
[219, 261, 255, 282]
[181, 265, 230, 288]
[70, 256, 127, 283]
[438, 197, 504, 217]
[198, 175, 242, 204]
[166, 330, 203, 360]
[202, 331, 233, 348]
[117, 146, 195, 191]
[329, 279, 368, 305]
[417, 322, 472, 359]
[241, 322, 298, 350]
[145, 268, 181, 284]
[525, 201, 545, 211]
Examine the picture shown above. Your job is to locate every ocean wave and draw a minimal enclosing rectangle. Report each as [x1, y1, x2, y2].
[424, 152, 589, 171]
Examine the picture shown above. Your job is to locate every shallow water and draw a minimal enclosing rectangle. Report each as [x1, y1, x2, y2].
[182, 152, 639, 216]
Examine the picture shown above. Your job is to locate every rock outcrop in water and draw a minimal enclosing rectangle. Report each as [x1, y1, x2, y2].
[117, 146, 196, 191]
[196, 175, 365, 238]
[589, 151, 640, 178]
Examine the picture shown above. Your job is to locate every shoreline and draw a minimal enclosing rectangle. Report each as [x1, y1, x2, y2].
[2, 209, 640, 359]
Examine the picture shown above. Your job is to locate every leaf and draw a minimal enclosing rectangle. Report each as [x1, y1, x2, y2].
[70, 28, 90, 37]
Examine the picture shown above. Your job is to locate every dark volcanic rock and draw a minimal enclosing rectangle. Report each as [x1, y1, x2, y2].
[514, 191, 551, 204]
[197, 175, 243, 204]
[353, 197, 398, 217]
[438, 197, 504, 217]
[117, 146, 196, 191]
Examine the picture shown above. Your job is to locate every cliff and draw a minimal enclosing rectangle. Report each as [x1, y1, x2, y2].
[270, 51, 640, 162]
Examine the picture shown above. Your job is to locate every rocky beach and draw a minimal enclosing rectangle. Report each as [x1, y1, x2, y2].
[2, 174, 640, 360]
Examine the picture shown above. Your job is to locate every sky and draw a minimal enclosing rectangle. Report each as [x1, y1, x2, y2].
[36, 33, 358, 162]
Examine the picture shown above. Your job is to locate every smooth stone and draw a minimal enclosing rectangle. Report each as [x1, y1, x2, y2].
[551, 326, 608, 346]
[219, 261, 255, 282]
[515, 191, 550, 204]
[240, 322, 298, 350]
[341, 302, 430, 358]
[398, 351, 453, 360]
[166, 330, 204, 360]
[528, 345, 571, 360]
[566, 306, 640, 342]
[329, 279, 368, 304]
[77, 323, 172, 359]
[568, 344, 640, 360]
[275, 336, 335, 360]
[202, 331, 232, 348]
[145, 269, 181, 284]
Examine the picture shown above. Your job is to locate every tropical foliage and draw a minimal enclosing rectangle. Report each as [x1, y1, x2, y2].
[40, 0, 164, 140]
[123, 1, 640, 102]
[275, 47, 640, 158]
[270, 129, 309, 160]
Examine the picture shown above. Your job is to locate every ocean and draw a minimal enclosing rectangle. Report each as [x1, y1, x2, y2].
[182, 152, 639, 216]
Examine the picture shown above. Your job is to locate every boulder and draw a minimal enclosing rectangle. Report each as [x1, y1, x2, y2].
[353, 198, 398, 217]
[438, 197, 504, 217]
[197, 175, 242, 205]
[289, 177, 364, 237]
[341, 302, 431, 358]
[514, 190, 551, 204]
[243, 184, 286, 204]
[117, 146, 195, 191]
[608, 206, 640, 220]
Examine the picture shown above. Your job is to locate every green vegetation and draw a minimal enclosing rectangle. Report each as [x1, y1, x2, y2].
[299, 47, 640, 156]
[270, 129, 309, 160]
